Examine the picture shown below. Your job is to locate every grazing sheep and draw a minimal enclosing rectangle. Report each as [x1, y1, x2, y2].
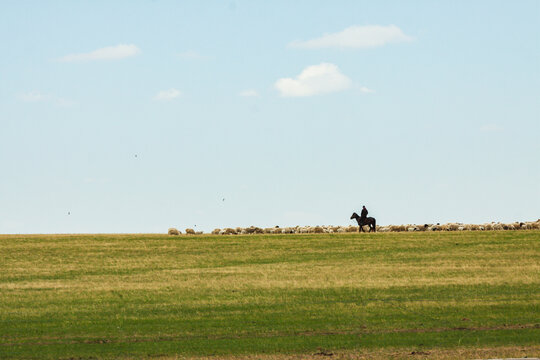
[283, 227, 295, 234]
[502, 223, 515, 231]
[223, 228, 237, 235]
[168, 228, 180, 236]
[211, 228, 221, 235]
[252, 227, 264, 234]
[185, 228, 196, 235]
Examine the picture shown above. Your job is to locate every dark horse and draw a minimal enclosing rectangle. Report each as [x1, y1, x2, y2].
[350, 212, 376, 232]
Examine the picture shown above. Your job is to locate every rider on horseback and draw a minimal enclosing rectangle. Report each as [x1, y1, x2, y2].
[360, 206, 368, 224]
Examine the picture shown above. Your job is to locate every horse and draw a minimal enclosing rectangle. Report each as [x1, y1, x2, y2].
[350, 212, 376, 232]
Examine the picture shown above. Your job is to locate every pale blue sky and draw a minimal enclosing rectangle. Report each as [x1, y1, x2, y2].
[1, 1, 539, 233]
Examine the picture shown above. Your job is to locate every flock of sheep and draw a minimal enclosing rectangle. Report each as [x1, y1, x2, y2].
[168, 219, 540, 235]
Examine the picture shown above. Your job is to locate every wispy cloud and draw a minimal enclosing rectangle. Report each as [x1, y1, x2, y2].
[154, 88, 182, 101]
[176, 50, 208, 60]
[480, 124, 504, 132]
[275, 63, 352, 97]
[18, 91, 76, 107]
[19, 91, 47, 102]
[57, 44, 141, 62]
[359, 86, 375, 94]
[289, 25, 413, 49]
[239, 89, 259, 97]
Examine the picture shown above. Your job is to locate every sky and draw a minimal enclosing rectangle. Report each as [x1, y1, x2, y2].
[1, 0, 539, 234]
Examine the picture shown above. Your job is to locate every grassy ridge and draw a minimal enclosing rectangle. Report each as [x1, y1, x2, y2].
[0, 232, 539, 359]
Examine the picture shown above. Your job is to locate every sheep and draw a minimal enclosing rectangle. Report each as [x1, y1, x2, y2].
[185, 228, 196, 235]
[223, 228, 237, 235]
[492, 223, 504, 231]
[201, 218, 538, 236]
[168, 228, 180, 236]
[502, 223, 515, 231]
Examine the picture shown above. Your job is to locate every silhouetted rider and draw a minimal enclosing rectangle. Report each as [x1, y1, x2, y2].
[360, 206, 368, 223]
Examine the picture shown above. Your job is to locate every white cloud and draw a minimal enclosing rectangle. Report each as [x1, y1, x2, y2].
[176, 50, 207, 60]
[154, 88, 182, 101]
[239, 89, 259, 97]
[274, 63, 352, 97]
[57, 44, 141, 62]
[289, 25, 413, 49]
[359, 86, 375, 94]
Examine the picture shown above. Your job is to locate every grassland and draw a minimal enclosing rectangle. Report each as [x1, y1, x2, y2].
[0, 231, 539, 359]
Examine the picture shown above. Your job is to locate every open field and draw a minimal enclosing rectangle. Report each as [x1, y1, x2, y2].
[0, 231, 539, 359]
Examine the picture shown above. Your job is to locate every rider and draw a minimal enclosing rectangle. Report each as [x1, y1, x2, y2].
[360, 206, 368, 223]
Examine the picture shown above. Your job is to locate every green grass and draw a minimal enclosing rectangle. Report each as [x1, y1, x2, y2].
[0, 231, 539, 359]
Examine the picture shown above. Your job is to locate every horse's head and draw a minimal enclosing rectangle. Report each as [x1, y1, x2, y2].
[350, 212, 358, 219]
